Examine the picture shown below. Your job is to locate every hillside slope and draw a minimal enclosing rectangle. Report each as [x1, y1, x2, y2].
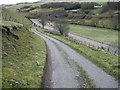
[2, 8, 46, 88]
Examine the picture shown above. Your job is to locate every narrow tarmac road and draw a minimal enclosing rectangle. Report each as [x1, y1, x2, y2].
[32, 28, 80, 88]
[32, 28, 118, 88]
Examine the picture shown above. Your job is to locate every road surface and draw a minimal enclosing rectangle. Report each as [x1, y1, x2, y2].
[32, 28, 118, 88]
[32, 19, 119, 55]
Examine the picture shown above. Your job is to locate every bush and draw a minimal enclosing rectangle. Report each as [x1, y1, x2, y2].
[101, 2, 119, 13]
[55, 20, 69, 36]
[97, 19, 111, 28]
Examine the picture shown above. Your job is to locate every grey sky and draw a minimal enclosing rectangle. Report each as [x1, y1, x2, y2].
[0, 0, 39, 5]
[0, 0, 119, 5]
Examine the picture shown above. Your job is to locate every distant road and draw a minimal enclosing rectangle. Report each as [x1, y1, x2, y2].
[32, 19, 119, 55]
[32, 28, 118, 88]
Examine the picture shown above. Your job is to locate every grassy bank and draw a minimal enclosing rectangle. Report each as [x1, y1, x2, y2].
[40, 30, 119, 80]
[2, 8, 31, 27]
[2, 25, 46, 88]
[0, 29, 2, 88]
[69, 24, 118, 47]
[2, 8, 46, 88]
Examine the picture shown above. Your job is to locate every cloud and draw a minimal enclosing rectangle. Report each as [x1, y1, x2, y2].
[0, 0, 39, 4]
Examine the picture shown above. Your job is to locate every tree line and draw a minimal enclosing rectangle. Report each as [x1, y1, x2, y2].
[101, 2, 119, 13]
[41, 2, 81, 10]
[41, 2, 119, 11]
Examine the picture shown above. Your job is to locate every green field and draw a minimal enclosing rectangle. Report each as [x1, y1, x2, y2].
[90, 8, 101, 14]
[5, 2, 46, 9]
[30, 8, 63, 13]
[69, 24, 118, 47]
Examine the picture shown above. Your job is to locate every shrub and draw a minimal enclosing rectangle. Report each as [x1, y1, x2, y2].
[55, 20, 69, 36]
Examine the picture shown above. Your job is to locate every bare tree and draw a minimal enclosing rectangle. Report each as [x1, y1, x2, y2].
[55, 20, 69, 36]
[39, 14, 46, 29]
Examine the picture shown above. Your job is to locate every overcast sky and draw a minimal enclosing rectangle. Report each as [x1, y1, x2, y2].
[0, 0, 119, 5]
[0, 0, 39, 5]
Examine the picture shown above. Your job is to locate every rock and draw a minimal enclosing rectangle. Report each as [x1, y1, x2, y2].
[12, 26, 18, 30]
[36, 61, 40, 66]
[10, 79, 15, 82]
[15, 82, 19, 84]
[3, 52, 9, 59]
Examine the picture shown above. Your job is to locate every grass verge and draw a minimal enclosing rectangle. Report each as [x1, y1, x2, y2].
[2, 26, 46, 88]
[39, 30, 119, 80]
[0, 29, 2, 88]
[77, 65, 95, 88]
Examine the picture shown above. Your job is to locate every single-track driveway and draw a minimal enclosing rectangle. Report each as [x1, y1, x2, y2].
[32, 28, 118, 88]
